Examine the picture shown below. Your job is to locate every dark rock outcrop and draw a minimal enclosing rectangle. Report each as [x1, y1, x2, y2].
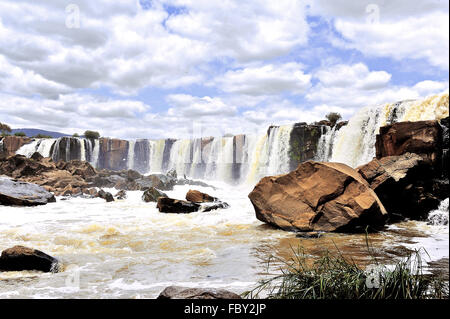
[97, 189, 114, 202]
[357, 153, 447, 219]
[288, 122, 348, 170]
[142, 187, 167, 202]
[0, 177, 56, 206]
[200, 201, 230, 212]
[115, 190, 127, 200]
[248, 161, 387, 232]
[157, 286, 241, 299]
[0, 246, 60, 272]
[0, 136, 31, 159]
[157, 197, 200, 214]
[97, 138, 129, 171]
[375, 120, 442, 169]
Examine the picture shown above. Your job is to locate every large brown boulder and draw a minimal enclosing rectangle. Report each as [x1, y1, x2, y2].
[375, 120, 442, 168]
[157, 286, 241, 299]
[0, 246, 60, 272]
[357, 153, 446, 219]
[248, 161, 387, 232]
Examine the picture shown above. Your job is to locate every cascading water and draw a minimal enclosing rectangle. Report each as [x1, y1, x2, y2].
[315, 125, 337, 162]
[90, 139, 99, 167]
[16, 139, 57, 157]
[127, 140, 135, 170]
[148, 140, 166, 174]
[427, 198, 449, 226]
[330, 91, 449, 168]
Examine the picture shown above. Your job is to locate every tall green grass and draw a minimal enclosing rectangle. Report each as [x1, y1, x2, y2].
[244, 238, 448, 299]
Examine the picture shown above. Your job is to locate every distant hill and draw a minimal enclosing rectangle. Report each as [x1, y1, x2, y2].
[11, 128, 70, 138]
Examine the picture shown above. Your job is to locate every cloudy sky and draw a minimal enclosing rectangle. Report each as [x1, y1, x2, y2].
[0, 0, 448, 139]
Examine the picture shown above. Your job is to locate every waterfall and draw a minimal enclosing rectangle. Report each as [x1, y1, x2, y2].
[77, 138, 86, 162]
[16, 139, 56, 157]
[127, 140, 135, 170]
[315, 125, 337, 162]
[330, 91, 449, 168]
[427, 198, 449, 226]
[167, 139, 192, 177]
[90, 139, 99, 167]
[266, 125, 294, 175]
[148, 139, 166, 174]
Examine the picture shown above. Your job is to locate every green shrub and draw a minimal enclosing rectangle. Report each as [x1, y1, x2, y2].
[14, 132, 26, 137]
[84, 130, 100, 139]
[325, 112, 342, 127]
[33, 134, 52, 139]
[72, 133, 80, 137]
[0, 122, 12, 135]
[243, 239, 448, 299]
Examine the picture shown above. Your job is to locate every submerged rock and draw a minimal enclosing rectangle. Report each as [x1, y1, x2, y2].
[0, 246, 60, 273]
[157, 197, 200, 214]
[248, 161, 387, 233]
[199, 201, 230, 212]
[97, 189, 114, 202]
[115, 190, 127, 200]
[142, 187, 167, 202]
[0, 177, 56, 206]
[186, 189, 217, 203]
[157, 286, 241, 299]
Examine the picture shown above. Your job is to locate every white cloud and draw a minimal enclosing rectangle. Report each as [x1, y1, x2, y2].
[167, 94, 237, 117]
[213, 63, 311, 96]
[307, 63, 449, 119]
[314, 63, 391, 90]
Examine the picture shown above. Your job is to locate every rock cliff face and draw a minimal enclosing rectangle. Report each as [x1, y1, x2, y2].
[288, 123, 323, 170]
[248, 161, 387, 233]
[288, 122, 347, 170]
[97, 138, 129, 171]
[0, 136, 31, 159]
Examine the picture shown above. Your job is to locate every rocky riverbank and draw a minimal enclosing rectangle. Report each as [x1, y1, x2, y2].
[249, 117, 449, 233]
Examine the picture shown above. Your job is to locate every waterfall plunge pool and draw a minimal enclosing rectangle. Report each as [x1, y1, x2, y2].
[0, 181, 448, 298]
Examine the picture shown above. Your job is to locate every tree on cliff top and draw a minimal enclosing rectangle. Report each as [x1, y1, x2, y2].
[84, 130, 100, 139]
[325, 112, 342, 127]
[0, 122, 12, 136]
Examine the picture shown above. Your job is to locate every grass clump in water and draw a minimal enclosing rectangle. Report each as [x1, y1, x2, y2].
[244, 241, 448, 299]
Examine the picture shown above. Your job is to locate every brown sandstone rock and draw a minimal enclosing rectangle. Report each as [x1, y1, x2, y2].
[186, 189, 216, 202]
[248, 161, 387, 232]
[0, 136, 31, 159]
[375, 120, 442, 167]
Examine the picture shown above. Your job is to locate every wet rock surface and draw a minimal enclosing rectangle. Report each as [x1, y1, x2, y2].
[0, 177, 56, 206]
[142, 187, 167, 202]
[157, 197, 200, 214]
[186, 189, 217, 202]
[0, 246, 60, 273]
[358, 153, 446, 219]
